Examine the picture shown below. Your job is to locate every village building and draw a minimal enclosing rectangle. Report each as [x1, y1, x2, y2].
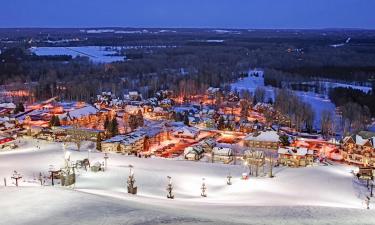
[0, 135, 15, 150]
[101, 131, 145, 154]
[184, 145, 204, 161]
[199, 138, 216, 152]
[341, 131, 375, 168]
[278, 146, 314, 167]
[243, 130, 280, 150]
[212, 147, 234, 164]
[137, 126, 170, 151]
[171, 126, 199, 139]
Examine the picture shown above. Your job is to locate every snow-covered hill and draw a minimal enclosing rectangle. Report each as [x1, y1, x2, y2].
[0, 138, 374, 225]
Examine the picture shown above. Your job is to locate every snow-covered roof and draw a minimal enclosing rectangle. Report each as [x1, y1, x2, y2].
[184, 145, 204, 155]
[0, 103, 16, 109]
[213, 147, 233, 156]
[59, 105, 98, 120]
[244, 130, 280, 142]
[124, 105, 140, 114]
[103, 131, 145, 145]
[278, 147, 313, 156]
[172, 126, 199, 138]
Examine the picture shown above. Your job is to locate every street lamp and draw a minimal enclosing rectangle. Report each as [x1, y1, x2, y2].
[201, 178, 207, 197]
[166, 176, 174, 199]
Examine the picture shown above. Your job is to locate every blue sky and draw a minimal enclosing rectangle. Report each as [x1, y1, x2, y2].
[0, 0, 374, 29]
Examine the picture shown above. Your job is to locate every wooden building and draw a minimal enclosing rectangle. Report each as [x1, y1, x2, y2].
[341, 131, 375, 168]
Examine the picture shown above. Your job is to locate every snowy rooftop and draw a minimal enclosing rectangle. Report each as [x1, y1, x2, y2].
[244, 130, 280, 142]
[278, 147, 314, 156]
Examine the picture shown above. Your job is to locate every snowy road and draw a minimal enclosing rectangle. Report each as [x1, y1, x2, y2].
[0, 138, 374, 225]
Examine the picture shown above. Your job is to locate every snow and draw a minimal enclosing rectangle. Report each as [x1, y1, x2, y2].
[244, 130, 280, 142]
[59, 105, 98, 120]
[278, 146, 314, 156]
[30, 46, 126, 63]
[231, 70, 337, 128]
[0, 138, 374, 224]
[0, 102, 16, 109]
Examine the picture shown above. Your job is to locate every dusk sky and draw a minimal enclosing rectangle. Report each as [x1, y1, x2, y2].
[1, 0, 374, 29]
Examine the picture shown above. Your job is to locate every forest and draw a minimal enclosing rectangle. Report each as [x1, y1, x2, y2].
[1, 28, 375, 112]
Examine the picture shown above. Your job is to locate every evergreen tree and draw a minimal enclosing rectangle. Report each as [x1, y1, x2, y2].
[54, 115, 61, 126]
[136, 110, 144, 127]
[49, 115, 61, 127]
[183, 111, 190, 126]
[14, 102, 25, 114]
[279, 134, 290, 146]
[96, 133, 102, 151]
[129, 114, 138, 131]
[111, 118, 119, 136]
[104, 116, 110, 130]
[217, 116, 225, 130]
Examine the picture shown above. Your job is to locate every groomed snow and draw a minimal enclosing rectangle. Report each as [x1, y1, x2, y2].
[0, 138, 374, 224]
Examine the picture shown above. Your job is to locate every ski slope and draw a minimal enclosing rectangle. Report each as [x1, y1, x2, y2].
[0, 138, 374, 225]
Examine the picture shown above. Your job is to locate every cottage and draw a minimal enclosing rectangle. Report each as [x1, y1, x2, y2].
[184, 145, 204, 161]
[212, 147, 233, 164]
[341, 131, 375, 167]
[243, 130, 280, 150]
[278, 147, 314, 167]
[199, 138, 216, 152]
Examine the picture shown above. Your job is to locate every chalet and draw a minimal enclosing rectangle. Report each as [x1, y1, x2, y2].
[199, 138, 216, 152]
[243, 130, 280, 150]
[172, 126, 199, 139]
[341, 131, 375, 167]
[101, 131, 145, 154]
[137, 126, 170, 151]
[184, 145, 204, 161]
[278, 147, 314, 167]
[212, 147, 233, 164]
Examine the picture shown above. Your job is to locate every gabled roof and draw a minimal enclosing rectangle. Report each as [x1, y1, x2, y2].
[244, 130, 279, 142]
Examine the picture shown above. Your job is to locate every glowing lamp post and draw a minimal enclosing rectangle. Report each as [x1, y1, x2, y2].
[201, 178, 207, 197]
[166, 176, 174, 199]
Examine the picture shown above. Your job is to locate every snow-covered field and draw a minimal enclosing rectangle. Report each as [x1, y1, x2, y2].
[0, 138, 374, 225]
[30, 46, 125, 63]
